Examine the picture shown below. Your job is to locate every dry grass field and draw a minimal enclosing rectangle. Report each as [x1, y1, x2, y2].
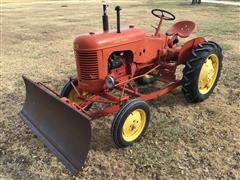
[1, 0, 240, 179]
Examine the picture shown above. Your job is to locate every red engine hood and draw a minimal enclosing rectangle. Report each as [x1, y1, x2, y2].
[74, 27, 145, 51]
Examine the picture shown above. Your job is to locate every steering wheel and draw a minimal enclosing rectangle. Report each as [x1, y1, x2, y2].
[151, 9, 175, 21]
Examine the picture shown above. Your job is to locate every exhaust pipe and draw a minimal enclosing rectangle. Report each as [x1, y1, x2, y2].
[115, 5, 122, 33]
[102, 2, 109, 32]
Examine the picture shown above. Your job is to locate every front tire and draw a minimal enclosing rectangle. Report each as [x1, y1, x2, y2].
[182, 41, 223, 102]
[135, 68, 156, 85]
[60, 79, 78, 98]
[111, 100, 150, 148]
[61, 79, 92, 109]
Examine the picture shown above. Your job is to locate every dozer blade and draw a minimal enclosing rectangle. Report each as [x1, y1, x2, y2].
[19, 76, 91, 175]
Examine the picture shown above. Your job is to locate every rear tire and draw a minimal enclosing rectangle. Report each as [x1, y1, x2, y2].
[182, 41, 223, 102]
[111, 100, 150, 148]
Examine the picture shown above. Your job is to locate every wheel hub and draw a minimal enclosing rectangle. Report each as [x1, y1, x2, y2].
[69, 88, 90, 104]
[198, 54, 219, 94]
[122, 109, 146, 142]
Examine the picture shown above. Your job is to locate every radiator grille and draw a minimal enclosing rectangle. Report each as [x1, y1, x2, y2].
[75, 51, 99, 80]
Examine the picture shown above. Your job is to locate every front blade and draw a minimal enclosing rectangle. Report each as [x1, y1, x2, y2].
[19, 76, 91, 175]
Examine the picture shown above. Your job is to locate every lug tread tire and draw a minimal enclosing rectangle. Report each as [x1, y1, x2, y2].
[182, 41, 223, 103]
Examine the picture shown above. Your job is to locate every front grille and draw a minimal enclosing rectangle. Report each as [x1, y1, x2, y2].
[75, 51, 99, 80]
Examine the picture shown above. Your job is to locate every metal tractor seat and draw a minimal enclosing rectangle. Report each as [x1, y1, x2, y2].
[166, 20, 196, 38]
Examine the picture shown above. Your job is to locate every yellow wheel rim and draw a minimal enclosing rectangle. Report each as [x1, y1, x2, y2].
[198, 54, 219, 94]
[143, 74, 153, 81]
[122, 109, 146, 142]
[68, 88, 90, 104]
[144, 74, 152, 79]
[68, 88, 81, 103]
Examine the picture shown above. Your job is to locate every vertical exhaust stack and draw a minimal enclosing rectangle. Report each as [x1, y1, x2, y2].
[115, 6, 122, 33]
[102, 2, 109, 32]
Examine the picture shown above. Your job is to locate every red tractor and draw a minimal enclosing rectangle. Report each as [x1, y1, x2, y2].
[20, 3, 223, 175]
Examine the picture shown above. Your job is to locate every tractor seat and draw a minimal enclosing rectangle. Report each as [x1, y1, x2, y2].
[166, 20, 196, 38]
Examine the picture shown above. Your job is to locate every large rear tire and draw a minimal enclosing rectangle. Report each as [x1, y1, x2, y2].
[182, 41, 223, 102]
[111, 100, 150, 148]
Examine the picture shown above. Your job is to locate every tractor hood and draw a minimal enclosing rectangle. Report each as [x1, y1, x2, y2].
[74, 27, 145, 51]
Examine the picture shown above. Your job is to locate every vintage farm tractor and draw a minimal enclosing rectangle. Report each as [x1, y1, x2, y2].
[20, 3, 223, 175]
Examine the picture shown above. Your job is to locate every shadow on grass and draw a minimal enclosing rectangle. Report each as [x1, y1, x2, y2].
[90, 118, 116, 153]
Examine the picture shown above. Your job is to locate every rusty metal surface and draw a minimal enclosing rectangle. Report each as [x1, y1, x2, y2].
[19, 76, 91, 175]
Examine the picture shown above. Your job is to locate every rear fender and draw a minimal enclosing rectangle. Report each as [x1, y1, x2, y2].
[177, 37, 205, 65]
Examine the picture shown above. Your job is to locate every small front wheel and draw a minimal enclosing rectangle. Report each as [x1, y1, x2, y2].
[61, 79, 92, 110]
[111, 100, 150, 148]
[134, 67, 156, 85]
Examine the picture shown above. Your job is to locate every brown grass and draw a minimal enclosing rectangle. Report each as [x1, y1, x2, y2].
[1, 0, 240, 179]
